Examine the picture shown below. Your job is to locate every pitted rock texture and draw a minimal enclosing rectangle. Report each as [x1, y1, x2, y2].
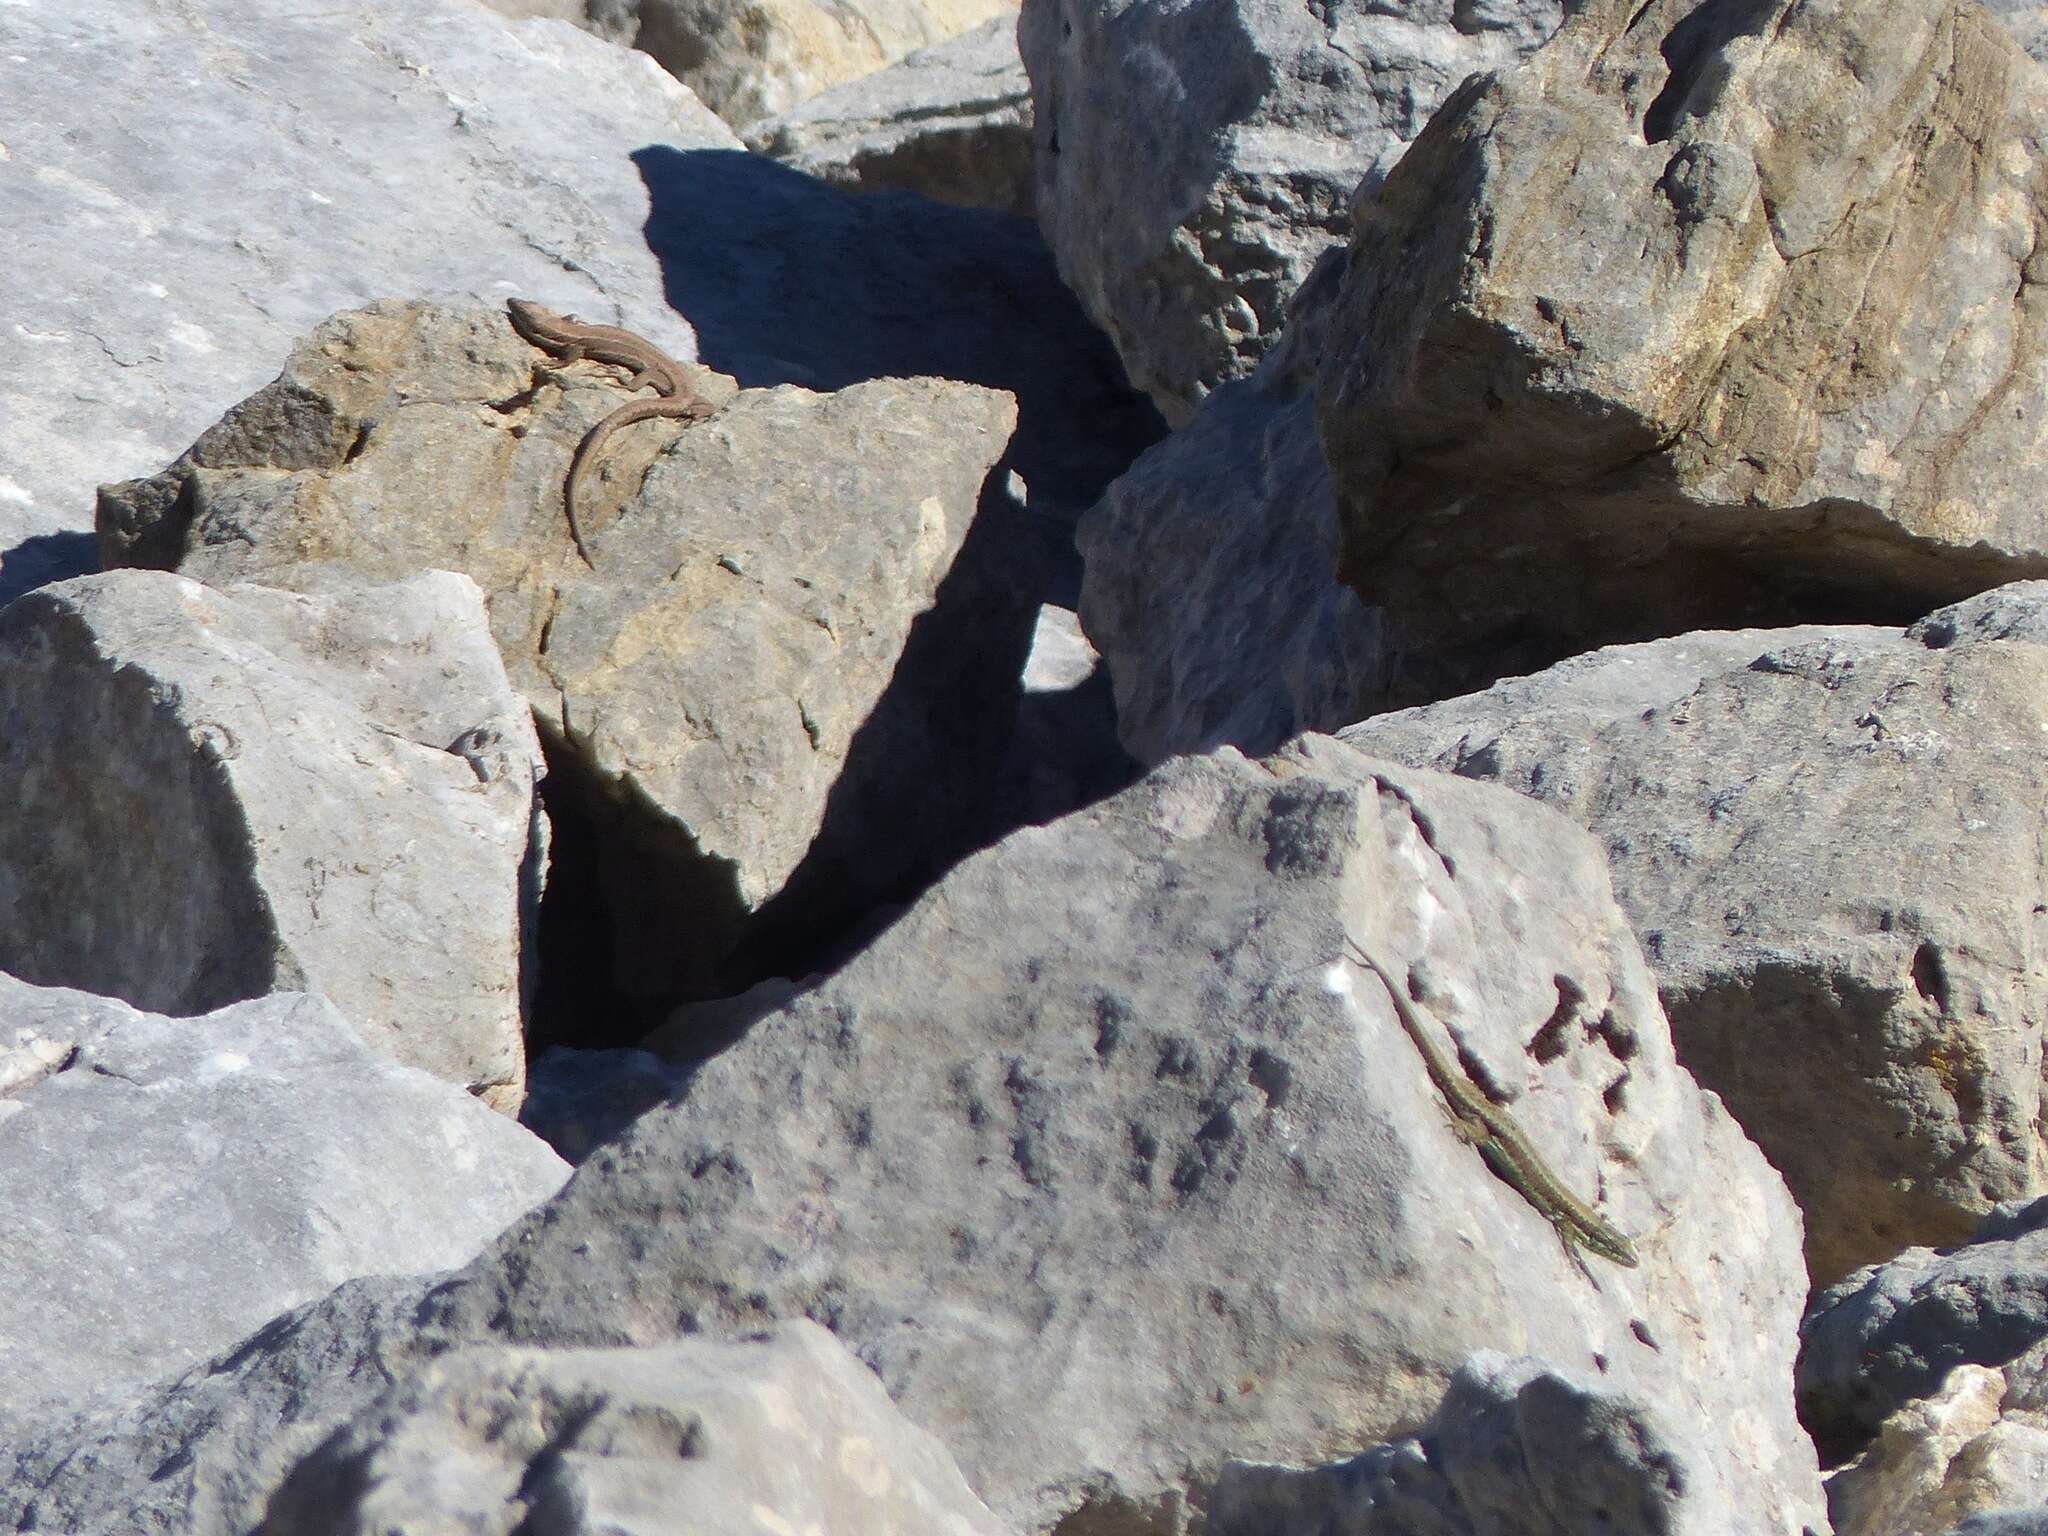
[0, 981, 567, 1428]
[1317, 0, 2048, 684]
[0, 741, 1821, 1534]
[1348, 582, 2048, 1284]
[0, 568, 542, 1105]
[1020, 0, 1564, 422]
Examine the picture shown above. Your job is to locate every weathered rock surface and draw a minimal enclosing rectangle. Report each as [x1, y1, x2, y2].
[97, 300, 1014, 1004]
[0, 979, 568, 1428]
[745, 15, 1033, 216]
[1317, 0, 2048, 683]
[1208, 1352, 1741, 1535]
[1826, 1341, 2048, 1536]
[0, 0, 738, 609]
[1346, 582, 2048, 1284]
[1801, 1199, 2048, 1468]
[1077, 252, 1387, 763]
[0, 568, 542, 1104]
[252, 1322, 1001, 1536]
[0, 740, 1822, 1534]
[518, 1045, 686, 1163]
[1020, 0, 1563, 422]
[484, 0, 1017, 128]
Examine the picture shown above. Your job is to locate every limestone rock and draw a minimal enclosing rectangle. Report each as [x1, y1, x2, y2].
[1019, 0, 1563, 422]
[252, 1323, 1001, 1536]
[0, 741, 1821, 1533]
[1801, 1199, 2048, 1468]
[1347, 583, 2048, 1284]
[1317, 0, 2048, 682]
[0, 0, 738, 608]
[1826, 1344, 2048, 1536]
[477, 0, 1016, 127]
[0, 569, 542, 1105]
[0, 979, 567, 1427]
[1209, 1352, 1744, 1535]
[1077, 252, 1387, 763]
[97, 300, 1015, 1002]
[744, 16, 1033, 216]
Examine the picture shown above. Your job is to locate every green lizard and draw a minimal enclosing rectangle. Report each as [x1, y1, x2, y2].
[1348, 940, 1639, 1269]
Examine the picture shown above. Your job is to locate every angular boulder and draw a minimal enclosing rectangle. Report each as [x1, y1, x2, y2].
[0, 741, 1821, 1533]
[1020, 0, 1563, 421]
[0, 568, 542, 1105]
[744, 15, 1034, 217]
[1347, 582, 2048, 1283]
[97, 300, 1016, 1002]
[252, 1323, 1001, 1536]
[0, 979, 567, 1427]
[1318, 0, 2048, 678]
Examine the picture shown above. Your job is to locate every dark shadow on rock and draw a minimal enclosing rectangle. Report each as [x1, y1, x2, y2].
[599, 147, 1152, 1039]
[633, 145, 1165, 604]
[0, 531, 97, 611]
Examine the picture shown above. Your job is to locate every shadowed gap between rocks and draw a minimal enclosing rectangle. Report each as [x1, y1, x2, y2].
[0, 530, 97, 611]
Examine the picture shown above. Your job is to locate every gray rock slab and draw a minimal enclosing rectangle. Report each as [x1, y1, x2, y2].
[1019, 0, 1563, 421]
[252, 1322, 1001, 1536]
[0, 568, 543, 1106]
[0, 0, 738, 599]
[1800, 1198, 2048, 1467]
[744, 16, 1033, 217]
[1209, 1352, 1742, 1536]
[1317, 0, 2048, 677]
[1077, 251, 1388, 763]
[96, 300, 1018, 1002]
[0, 740, 1821, 1533]
[1346, 583, 2048, 1284]
[0, 979, 568, 1427]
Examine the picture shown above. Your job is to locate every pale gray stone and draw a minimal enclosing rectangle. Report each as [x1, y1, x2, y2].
[1019, 0, 1563, 421]
[0, 569, 543, 1106]
[0, 0, 737, 605]
[252, 1323, 1001, 1536]
[1209, 1352, 1738, 1536]
[1317, 0, 2048, 680]
[0, 742, 1821, 1534]
[745, 16, 1033, 216]
[1077, 251, 1387, 763]
[0, 979, 567, 1427]
[1345, 585, 2048, 1284]
[96, 302, 1019, 1005]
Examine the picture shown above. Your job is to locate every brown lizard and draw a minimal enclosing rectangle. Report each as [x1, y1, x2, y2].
[1347, 940, 1640, 1270]
[507, 298, 717, 566]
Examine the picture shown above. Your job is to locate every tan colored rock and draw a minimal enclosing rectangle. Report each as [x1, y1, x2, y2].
[1829, 1344, 2048, 1536]
[97, 301, 1016, 1003]
[1317, 0, 2048, 683]
[479, 0, 1017, 127]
